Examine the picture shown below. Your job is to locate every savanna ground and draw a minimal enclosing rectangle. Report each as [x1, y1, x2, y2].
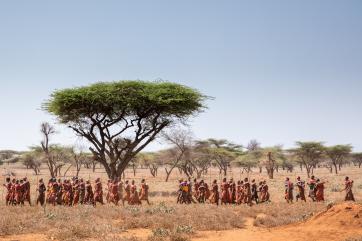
[1, 163, 362, 241]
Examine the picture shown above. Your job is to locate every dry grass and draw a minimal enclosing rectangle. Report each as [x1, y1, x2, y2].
[0, 202, 243, 240]
[250, 202, 326, 227]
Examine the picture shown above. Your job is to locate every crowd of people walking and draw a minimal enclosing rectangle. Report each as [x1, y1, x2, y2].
[2, 177, 150, 207]
[177, 177, 270, 205]
[284, 176, 355, 203]
[2, 175, 356, 207]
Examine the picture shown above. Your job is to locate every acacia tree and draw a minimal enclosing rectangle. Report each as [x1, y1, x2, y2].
[289, 141, 324, 178]
[261, 146, 286, 179]
[137, 152, 160, 177]
[352, 153, 362, 168]
[64, 147, 90, 177]
[189, 143, 212, 178]
[33, 144, 71, 177]
[162, 129, 193, 180]
[198, 139, 242, 176]
[21, 152, 42, 175]
[325, 145, 352, 174]
[39, 122, 58, 177]
[43, 81, 206, 179]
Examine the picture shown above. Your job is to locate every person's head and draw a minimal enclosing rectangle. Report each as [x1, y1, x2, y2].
[125, 180, 129, 184]
[20, 180, 24, 184]
[259, 181, 263, 185]
[213, 179, 217, 184]
[23, 177, 27, 181]
[244, 178, 248, 182]
[237, 180, 241, 185]
[316, 179, 320, 182]
[311, 175, 315, 180]
[86, 180, 90, 184]
[286, 177, 290, 181]
[5, 177, 10, 182]
[297, 176, 300, 180]
[80, 178, 83, 182]
[230, 178, 234, 182]
[345, 176, 349, 181]
[223, 177, 227, 182]
[141, 179, 145, 183]
[252, 179, 255, 183]
[12, 178, 16, 183]
[16, 180, 19, 184]
[39, 178, 43, 183]
[193, 178, 197, 182]
[96, 178, 100, 182]
[131, 180, 135, 185]
[200, 180, 204, 184]
[263, 180, 266, 184]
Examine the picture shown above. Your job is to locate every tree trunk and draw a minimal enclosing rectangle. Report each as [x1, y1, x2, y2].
[305, 165, 311, 178]
[266, 167, 274, 179]
[132, 165, 136, 177]
[333, 163, 338, 174]
[165, 168, 173, 182]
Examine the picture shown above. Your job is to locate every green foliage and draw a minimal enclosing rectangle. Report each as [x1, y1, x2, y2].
[351, 152, 362, 167]
[43, 80, 207, 178]
[324, 144, 352, 173]
[325, 145, 352, 160]
[0, 150, 21, 164]
[198, 139, 242, 174]
[43, 81, 206, 123]
[289, 141, 325, 177]
[289, 142, 325, 165]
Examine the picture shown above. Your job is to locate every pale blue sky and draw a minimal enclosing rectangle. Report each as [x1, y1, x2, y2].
[0, 1, 361, 151]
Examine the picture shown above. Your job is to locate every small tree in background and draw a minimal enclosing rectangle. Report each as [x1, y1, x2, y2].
[351, 153, 362, 168]
[21, 152, 42, 175]
[325, 145, 352, 174]
[289, 141, 325, 178]
[137, 152, 160, 177]
[43, 81, 206, 179]
[189, 143, 212, 178]
[198, 139, 242, 176]
[162, 129, 193, 181]
[261, 146, 286, 179]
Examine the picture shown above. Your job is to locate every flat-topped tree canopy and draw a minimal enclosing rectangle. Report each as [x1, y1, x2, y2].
[43, 80, 207, 178]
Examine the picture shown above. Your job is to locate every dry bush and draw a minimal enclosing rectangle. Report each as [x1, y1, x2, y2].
[119, 202, 244, 231]
[249, 202, 326, 227]
[344, 237, 362, 241]
[100, 236, 141, 241]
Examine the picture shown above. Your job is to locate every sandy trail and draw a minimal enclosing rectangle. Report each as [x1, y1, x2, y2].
[1, 203, 361, 241]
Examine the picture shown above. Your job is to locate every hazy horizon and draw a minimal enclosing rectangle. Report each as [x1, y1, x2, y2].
[1, 1, 361, 152]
